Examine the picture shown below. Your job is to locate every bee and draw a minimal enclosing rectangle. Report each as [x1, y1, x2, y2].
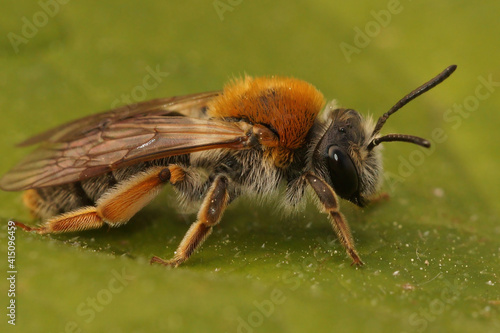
[0, 65, 457, 267]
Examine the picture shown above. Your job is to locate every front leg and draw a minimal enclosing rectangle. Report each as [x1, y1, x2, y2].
[304, 172, 363, 266]
[151, 175, 230, 267]
[367, 192, 390, 205]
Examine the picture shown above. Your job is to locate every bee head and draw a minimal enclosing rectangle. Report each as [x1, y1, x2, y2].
[312, 107, 381, 206]
[311, 65, 457, 206]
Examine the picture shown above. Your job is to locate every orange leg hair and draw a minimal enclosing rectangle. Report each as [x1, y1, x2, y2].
[151, 174, 229, 267]
[16, 165, 185, 234]
[304, 172, 363, 266]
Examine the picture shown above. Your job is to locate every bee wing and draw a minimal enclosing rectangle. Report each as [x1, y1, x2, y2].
[0, 92, 255, 191]
[18, 91, 220, 147]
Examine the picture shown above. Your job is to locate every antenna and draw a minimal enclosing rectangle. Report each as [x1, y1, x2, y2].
[368, 65, 457, 150]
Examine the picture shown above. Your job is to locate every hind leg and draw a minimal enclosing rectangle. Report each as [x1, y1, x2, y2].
[17, 165, 185, 234]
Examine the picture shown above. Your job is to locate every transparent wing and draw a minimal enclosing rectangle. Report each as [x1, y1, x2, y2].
[0, 92, 257, 191]
[18, 92, 220, 146]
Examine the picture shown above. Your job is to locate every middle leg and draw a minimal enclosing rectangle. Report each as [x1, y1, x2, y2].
[151, 174, 230, 267]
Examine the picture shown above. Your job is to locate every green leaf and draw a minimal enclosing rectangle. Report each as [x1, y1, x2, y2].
[1, 1, 499, 332]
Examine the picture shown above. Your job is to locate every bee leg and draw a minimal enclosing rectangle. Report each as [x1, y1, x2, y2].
[151, 175, 229, 267]
[368, 192, 390, 205]
[304, 172, 363, 266]
[25, 166, 177, 234]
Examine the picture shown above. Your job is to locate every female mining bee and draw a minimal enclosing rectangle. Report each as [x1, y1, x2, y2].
[0, 65, 457, 267]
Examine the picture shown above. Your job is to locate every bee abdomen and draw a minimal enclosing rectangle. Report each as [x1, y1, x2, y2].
[23, 181, 95, 219]
[24, 163, 154, 219]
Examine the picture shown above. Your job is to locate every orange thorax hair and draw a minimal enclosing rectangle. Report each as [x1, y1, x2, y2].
[207, 76, 325, 167]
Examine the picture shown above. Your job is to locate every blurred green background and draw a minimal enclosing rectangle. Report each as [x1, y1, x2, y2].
[1, 1, 499, 332]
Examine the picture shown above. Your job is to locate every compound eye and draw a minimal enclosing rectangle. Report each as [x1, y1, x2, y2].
[326, 145, 359, 199]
